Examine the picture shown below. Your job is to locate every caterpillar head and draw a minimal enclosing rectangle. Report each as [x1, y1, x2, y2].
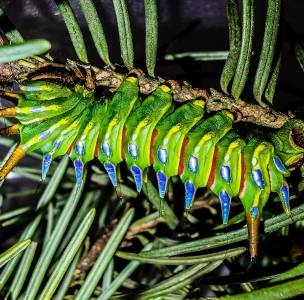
[271, 119, 304, 168]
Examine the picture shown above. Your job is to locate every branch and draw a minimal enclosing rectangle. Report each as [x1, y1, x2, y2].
[207, 89, 289, 129]
[0, 56, 289, 128]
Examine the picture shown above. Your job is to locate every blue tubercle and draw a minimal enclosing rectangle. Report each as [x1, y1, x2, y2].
[104, 162, 117, 187]
[251, 206, 259, 219]
[128, 142, 138, 160]
[280, 183, 290, 213]
[42, 153, 52, 180]
[185, 181, 196, 209]
[53, 139, 62, 150]
[76, 141, 85, 157]
[131, 165, 142, 192]
[219, 190, 231, 224]
[252, 169, 265, 190]
[273, 156, 288, 174]
[38, 130, 51, 141]
[220, 165, 231, 183]
[21, 86, 42, 91]
[157, 148, 168, 165]
[30, 106, 43, 112]
[187, 155, 198, 174]
[101, 142, 111, 159]
[74, 159, 84, 185]
[156, 170, 167, 198]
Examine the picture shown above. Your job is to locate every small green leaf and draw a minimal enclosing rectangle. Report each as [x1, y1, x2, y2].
[253, 0, 281, 106]
[0, 213, 42, 291]
[55, 247, 82, 300]
[78, 0, 114, 68]
[38, 208, 96, 300]
[0, 206, 32, 222]
[25, 178, 87, 300]
[0, 40, 51, 64]
[231, 0, 255, 101]
[55, 190, 100, 260]
[56, 0, 88, 63]
[0, 239, 31, 268]
[102, 258, 114, 292]
[220, 0, 242, 94]
[140, 203, 304, 257]
[99, 243, 153, 300]
[270, 260, 304, 283]
[142, 181, 179, 230]
[218, 276, 304, 299]
[117, 247, 245, 265]
[145, 0, 158, 77]
[110, 261, 222, 299]
[112, 0, 134, 68]
[74, 208, 135, 300]
[9, 242, 38, 300]
[43, 202, 54, 251]
[265, 51, 282, 104]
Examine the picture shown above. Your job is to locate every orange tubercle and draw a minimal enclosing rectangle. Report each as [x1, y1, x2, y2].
[0, 145, 27, 180]
[0, 124, 19, 136]
[0, 107, 18, 117]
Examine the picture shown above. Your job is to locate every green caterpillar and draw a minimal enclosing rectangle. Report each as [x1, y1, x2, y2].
[0, 69, 303, 259]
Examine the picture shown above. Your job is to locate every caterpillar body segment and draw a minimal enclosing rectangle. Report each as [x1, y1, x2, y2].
[97, 73, 141, 187]
[124, 84, 174, 193]
[20, 81, 73, 101]
[180, 110, 234, 210]
[0, 70, 302, 259]
[40, 108, 92, 180]
[15, 87, 84, 125]
[152, 100, 205, 198]
[205, 131, 246, 224]
[69, 102, 107, 164]
[20, 90, 95, 153]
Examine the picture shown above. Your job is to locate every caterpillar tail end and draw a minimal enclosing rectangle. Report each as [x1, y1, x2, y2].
[0, 145, 27, 180]
[0, 124, 19, 136]
[246, 208, 261, 260]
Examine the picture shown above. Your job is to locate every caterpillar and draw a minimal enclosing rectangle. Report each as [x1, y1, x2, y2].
[0, 67, 304, 260]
